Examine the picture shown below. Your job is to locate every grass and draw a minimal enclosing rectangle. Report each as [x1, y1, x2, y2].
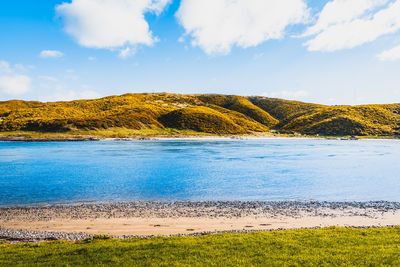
[1, 227, 400, 266]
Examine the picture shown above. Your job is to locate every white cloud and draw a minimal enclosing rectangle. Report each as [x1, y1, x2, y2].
[88, 56, 96, 61]
[0, 61, 11, 73]
[0, 75, 31, 96]
[176, 0, 309, 55]
[14, 63, 29, 72]
[73, 90, 101, 100]
[377, 45, 400, 61]
[56, 0, 171, 57]
[302, 0, 388, 37]
[262, 90, 309, 100]
[40, 50, 64, 58]
[42, 90, 101, 102]
[304, 0, 400, 52]
[119, 47, 136, 58]
[0, 61, 31, 96]
[37, 75, 101, 101]
[38, 75, 59, 82]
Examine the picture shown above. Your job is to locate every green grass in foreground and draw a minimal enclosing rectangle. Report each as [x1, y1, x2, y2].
[1, 227, 400, 266]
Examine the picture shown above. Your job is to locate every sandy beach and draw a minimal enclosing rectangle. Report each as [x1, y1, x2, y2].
[1, 201, 400, 242]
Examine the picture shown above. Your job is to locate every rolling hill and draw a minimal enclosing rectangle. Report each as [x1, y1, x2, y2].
[1, 93, 400, 137]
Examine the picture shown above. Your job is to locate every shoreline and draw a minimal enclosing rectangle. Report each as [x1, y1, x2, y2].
[1, 134, 399, 142]
[1, 201, 400, 242]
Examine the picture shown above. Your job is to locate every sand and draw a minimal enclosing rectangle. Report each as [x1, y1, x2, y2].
[1, 201, 400, 238]
[2, 213, 400, 236]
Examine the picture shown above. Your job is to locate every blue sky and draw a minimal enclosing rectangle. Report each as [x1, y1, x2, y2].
[1, 0, 400, 105]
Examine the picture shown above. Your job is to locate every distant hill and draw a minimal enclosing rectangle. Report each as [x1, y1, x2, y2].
[1, 93, 400, 136]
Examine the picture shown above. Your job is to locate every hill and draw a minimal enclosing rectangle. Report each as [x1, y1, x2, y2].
[248, 96, 400, 136]
[1, 93, 400, 137]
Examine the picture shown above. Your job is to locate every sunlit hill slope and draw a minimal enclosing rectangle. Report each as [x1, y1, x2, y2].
[1, 93, 400, 136]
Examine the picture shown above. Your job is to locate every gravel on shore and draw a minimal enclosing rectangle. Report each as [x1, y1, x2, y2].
[2, 200, 400, 221]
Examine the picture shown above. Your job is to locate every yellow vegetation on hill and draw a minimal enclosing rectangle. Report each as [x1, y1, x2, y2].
[159, 106, 247, 134]
[205, 104, 269, 132]
[0, 93, 271, 135]
[1, 93, 400, 136]
[247, 97, 323, 121]
[276, 105, 400, 136]
[198, 95, 279, 126]
[248, 97, 400, 136]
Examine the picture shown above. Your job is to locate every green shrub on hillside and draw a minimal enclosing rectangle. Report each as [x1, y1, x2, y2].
[206, 104, 270, 132]
[198, 95, 279, 126]
[279, 105, 400, 136]
[248, 96, 323, 121]
[159, 106, 247, 134]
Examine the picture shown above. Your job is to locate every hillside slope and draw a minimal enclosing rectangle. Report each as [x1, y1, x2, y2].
[1, 93, 400, 136]
[0, 93, 270, 135]
[248, 97, 400, 136]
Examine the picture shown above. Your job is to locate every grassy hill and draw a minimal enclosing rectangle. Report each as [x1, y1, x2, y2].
[248, 96, 400, 136]
[1, 93, 400, 137]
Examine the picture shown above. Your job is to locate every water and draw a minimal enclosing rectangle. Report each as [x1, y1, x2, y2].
[0, 139, 399, 206]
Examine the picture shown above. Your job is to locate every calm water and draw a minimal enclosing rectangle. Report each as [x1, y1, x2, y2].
[0, 139, 400, 206]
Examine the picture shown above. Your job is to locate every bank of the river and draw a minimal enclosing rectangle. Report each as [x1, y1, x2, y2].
[1, 130, 399, 141]
[1, 201, 400, 242]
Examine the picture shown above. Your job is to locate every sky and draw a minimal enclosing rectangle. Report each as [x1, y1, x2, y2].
[1, 0, 400, 105]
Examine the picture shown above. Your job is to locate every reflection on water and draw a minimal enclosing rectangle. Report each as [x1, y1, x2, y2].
[0, 139, 400, 206]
